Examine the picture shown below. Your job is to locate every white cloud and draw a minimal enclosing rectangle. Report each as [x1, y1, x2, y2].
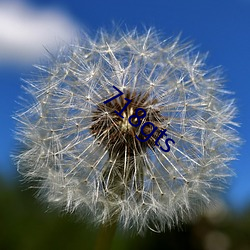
[0, 1, 78, 65]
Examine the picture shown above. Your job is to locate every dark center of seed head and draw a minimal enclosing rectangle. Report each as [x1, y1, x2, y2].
[90, 90, 164, 159]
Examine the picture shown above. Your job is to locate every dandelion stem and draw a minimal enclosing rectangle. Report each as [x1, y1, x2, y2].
[94, 221, 117, 250]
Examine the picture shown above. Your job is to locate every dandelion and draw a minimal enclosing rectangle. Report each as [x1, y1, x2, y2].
[14, 27, 240, 234]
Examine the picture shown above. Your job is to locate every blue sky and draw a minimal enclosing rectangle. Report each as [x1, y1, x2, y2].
[0, 0, 249, 210]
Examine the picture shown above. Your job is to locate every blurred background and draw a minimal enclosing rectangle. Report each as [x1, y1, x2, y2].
[0, 0, 249, 249]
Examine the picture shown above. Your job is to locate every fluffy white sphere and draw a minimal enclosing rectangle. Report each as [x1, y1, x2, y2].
[14, 28, 240, 233]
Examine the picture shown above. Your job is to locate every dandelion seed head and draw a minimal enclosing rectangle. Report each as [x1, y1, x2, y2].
[14, 27, 240, 233]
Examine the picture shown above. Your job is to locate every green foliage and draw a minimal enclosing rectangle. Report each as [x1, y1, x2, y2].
[1, 177, 250, 250]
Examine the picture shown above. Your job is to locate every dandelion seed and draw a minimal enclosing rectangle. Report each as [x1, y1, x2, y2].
[14, 27, 240, 233]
